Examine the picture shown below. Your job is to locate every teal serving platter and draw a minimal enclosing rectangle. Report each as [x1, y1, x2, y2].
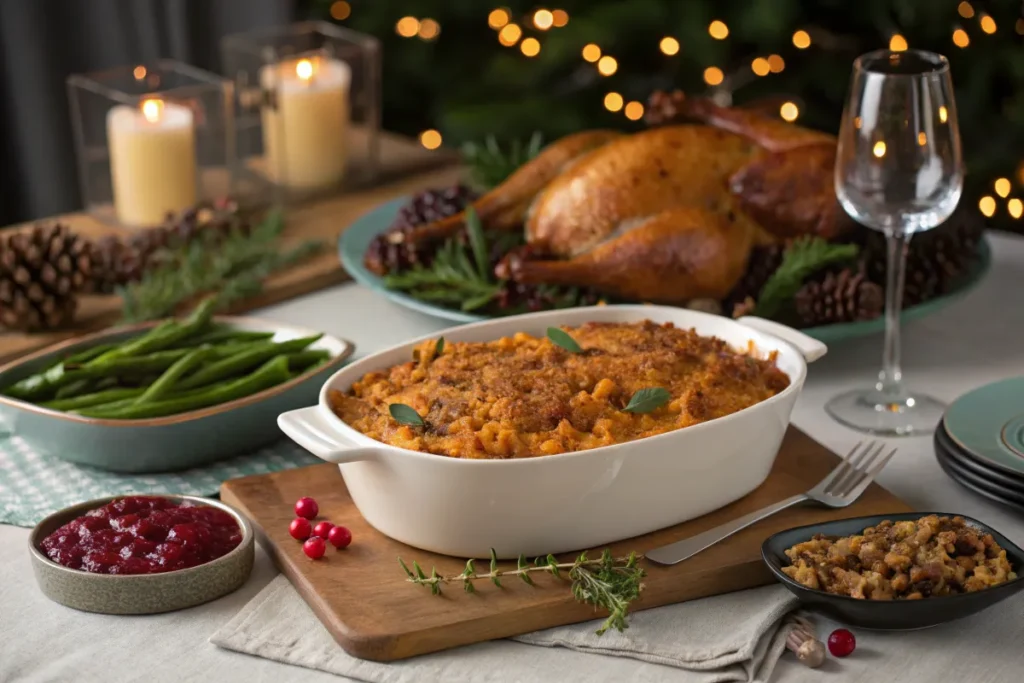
[339, 197, 992, 342]
[0, 317, 354, 473]
[943, 377, 1024, 478]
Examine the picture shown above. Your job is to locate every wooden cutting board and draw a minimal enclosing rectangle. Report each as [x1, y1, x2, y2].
[0, 132, 460, 365]
[221, 427, 911, 662]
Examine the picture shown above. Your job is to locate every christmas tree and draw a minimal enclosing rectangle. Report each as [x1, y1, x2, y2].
[304, 0, 1024, 232]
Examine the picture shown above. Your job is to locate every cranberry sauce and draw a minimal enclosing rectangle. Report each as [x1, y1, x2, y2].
[40, 496, 242, 574]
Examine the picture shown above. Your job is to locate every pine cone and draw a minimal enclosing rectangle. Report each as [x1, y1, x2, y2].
[723, 243, 786, 315]
[794, 267, 884, 327]
[856, 205, 984, 307]
[0, 224, 93, 331]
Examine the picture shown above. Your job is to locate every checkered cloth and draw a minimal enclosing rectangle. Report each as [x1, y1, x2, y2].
[0, 435, 317, 527]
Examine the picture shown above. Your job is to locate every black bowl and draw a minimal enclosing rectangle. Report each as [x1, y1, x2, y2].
[762, 512, 1024, 630]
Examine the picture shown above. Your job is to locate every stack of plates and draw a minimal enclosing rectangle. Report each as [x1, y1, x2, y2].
[935, 377, 1024, 511]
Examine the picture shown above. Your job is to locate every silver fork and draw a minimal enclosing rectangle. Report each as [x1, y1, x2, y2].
[646, 441, 897, 566]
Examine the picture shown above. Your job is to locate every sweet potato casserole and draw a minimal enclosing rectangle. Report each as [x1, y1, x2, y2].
[329, 320, 790, 459]
[782, 515, 1017, 600]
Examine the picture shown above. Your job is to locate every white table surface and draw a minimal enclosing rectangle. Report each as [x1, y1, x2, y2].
[2, 231, 1022, 683]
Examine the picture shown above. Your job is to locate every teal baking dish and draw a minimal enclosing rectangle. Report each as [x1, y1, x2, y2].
[0, 316, 354, 473]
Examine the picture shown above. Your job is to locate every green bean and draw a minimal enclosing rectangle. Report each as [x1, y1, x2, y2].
[72, 385, 212, 416]
[64, 343, 120, 365]
[135, 348, 214, 404]
[78, 356, 291, 419]
[54, 379, 94, 400]
[89, 298, 217, 364]
[176, 334, 322, 390]
[286, 350, 332, 372]
[173, 328, 275, 347]
[42, 388, 146, 411]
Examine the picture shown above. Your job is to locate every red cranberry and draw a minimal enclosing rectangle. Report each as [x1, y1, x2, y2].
[294, 497, 319, 519]
[327, 525, 352, 549]
[312, 521, 334, 539]
[289, 518, 312, 541]
[303, 537, 326, 560]
[827, 629, 856, 657]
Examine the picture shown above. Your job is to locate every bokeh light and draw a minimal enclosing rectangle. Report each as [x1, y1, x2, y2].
[792, 30, 811, 48]
[396, 17, 419, 37]
[995, 178, 1011, 197]
[708, 20, 729, 40]
[499, 23, 522, 46]
[952, 28, 970, 47]
[420, 130, 442, 150]
[751, 57, 770, 76]
[979, 196, 996, 217]
[418, 19, 440, 40]
[582, 43, 601, 62]
[520, 37, 541, 57]
[889, 34, 908, 51]
[659, 37, 680, 56]
[488, 9, 509, 29]
[703, 67, 724, 86]
[604, 92, 623, 112]
[597, 55, 618, 76]
[624, 101, 644, 121]
[779, 102, 799, 122]
[330, 1, 351, 20]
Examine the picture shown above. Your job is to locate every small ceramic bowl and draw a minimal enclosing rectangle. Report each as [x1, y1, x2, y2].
[29, 494, 255, 615]
[0, 316, 354, 473]
[762, 512, 1024, 630]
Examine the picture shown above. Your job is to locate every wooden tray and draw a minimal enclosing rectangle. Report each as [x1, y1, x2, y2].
[221, 427, 911, 662]
[0, 133, 460, 365]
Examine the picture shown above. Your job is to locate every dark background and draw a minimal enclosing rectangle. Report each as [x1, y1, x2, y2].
[1, 0, 1021, 233]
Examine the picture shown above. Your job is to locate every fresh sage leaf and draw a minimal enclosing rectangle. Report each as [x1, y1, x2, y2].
[389, 403, 424, 426]
[546, 327, 582, 353]
[622, 387, 671, 414]
[435, 337, 445, 355]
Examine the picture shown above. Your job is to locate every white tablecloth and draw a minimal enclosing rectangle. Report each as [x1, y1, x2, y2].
[2, 232, 1022, 683]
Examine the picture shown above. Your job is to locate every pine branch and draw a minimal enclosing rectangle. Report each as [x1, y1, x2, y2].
[754, 237, 859, 319]
[461, 133, 543, 191]
[399, 549, 646, 635]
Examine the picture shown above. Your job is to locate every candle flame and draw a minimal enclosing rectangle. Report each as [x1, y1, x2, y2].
[296, 59, 314, 81]
[141, 98, 164, 123]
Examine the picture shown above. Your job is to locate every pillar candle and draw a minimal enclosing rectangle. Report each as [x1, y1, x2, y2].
[261, 56, 350, 189]
[107, 98, 197, 227]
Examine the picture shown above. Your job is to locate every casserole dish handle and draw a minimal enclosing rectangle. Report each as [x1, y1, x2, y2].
[278, 407, 380, 464]
[736, 317, 827, 363]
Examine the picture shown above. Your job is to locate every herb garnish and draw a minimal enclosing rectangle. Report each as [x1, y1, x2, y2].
[388, 403, 424, 426]
[435, 337, 445, 355]
[462, 132, 544, 191]
[623, 387, 671, 414]
[546, 327, 582, 353]
[754, 237, 859, 318]
[400, 548, 645, 635]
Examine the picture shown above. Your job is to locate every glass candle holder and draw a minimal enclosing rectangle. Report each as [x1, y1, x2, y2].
[221, 21, 381, 203]
[67, 60, 234, 229]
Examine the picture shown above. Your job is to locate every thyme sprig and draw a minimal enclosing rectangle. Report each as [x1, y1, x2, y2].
[399, 548, 645, 635]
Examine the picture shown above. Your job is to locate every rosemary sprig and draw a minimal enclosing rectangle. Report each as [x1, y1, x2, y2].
[462, 132, 544, 191]
[119, 209, 325, 322]
[399, 548, 646, 635]
[754, 237, 859, 319]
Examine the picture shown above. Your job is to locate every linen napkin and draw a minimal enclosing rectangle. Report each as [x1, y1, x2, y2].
[211, 574, 799, 683]
[0, 434, 317, 526]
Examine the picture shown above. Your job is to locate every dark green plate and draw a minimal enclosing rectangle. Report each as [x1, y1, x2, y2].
[338, 197, 992, 341]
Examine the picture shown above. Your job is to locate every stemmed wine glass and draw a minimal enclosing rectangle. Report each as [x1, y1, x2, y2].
[827, 49, 963, 436]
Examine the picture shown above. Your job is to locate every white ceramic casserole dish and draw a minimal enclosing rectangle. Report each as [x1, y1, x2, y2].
[278, 305, 826, 558]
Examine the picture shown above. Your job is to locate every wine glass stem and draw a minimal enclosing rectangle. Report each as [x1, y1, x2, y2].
[878, 230, 910, 398]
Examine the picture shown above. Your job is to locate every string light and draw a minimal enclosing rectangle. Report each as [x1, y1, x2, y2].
[329, 1, 351, 20]
[1009, 199, 1023, 219]
[499, 23, 522, 46]
[597, 55, 618, 76]
[889, 34, 908, 51]
[939, 105, 949, 123]
[533, 9, 553, 30]
[624, 101, 644, 121]
[917, 132, 927, 146]
[792, 30, 811, 49]
[396, 17, 419, 37]
[957, 1, 975, 18]
[604, 92, 623, 112]
[582, 43, 601, 62]
[703, 67, 724, 86]
[780, 102, 799, 122]
[133, 65, 147, 80]
[552, 10, 569, 27]
[488, 8, 509, 29]
[979, 14, 996, 34]
[520, 37, 541, 57]
[979, 196, 996, 217]
[952, 28, 970, 47]
[420, 130, 442, 150]
[660, 37, 680, 56]
[751, 57, 770, 76]
[418, 18, 440, 40]
[708, 20, 729, 40]
[873, 141, 887, 158]
[995, 178, 1011, 198]
[768, 54, 785, 73]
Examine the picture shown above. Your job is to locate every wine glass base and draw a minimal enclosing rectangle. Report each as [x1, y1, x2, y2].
[825, 388, 945, 437]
